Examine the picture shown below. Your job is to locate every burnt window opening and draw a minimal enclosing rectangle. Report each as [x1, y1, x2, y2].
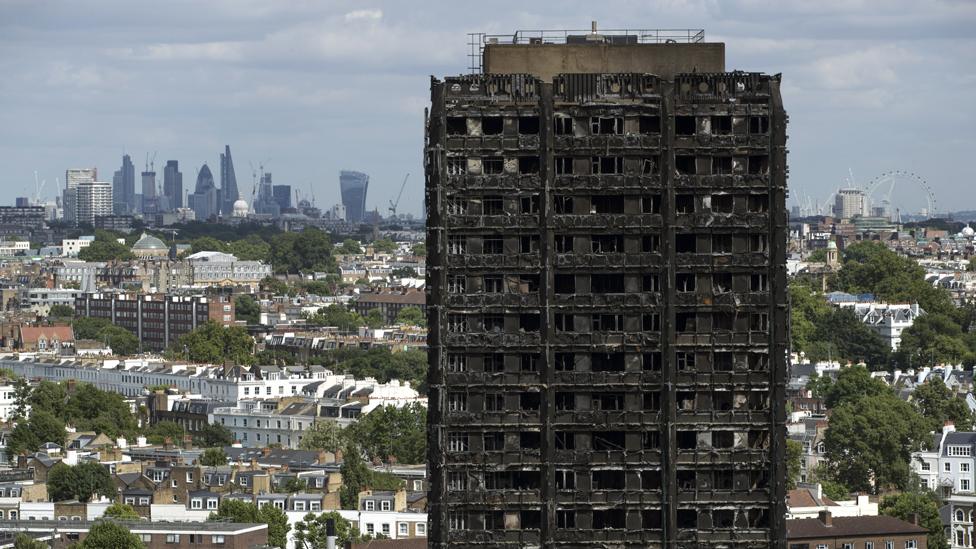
[447, 157, 467, 175]
[448, 392, 468, 412]
[555, 156, 574, 175]
[592, 314, 624, 332]
[591, 235, 623, 253]
[643, 352, 662, 372]
[713, 470, 734, 490]
[676, 431, 697, 450]
[555, 235, 573, 253]
[447, 196, 468, 215]
[642, 431, 661, 449]
[676, 352, 696, 371]
[485, 393, 504, 411]
[750, 115, 770, 134]
[750, 234, 768, 253]
[712, 273, 733, 294]
[749, 509, 770, 528]
[483, 156, 504, 175]
[640, 115, 660, 134]
[555, 392, 575, 411]
[675, 116, 696, 135]
[677, 509, 698, 529]
[446, 116, 467, 135]
[518, 116, 540, 135]
[592, 470, 625, 490]
[749, 430, 770, 449]
[675, 194, 695, 214]
[642, 157, 659, 175]
[676, 313, 696, 333]
[713, 391, 733, 411]
[482, 117, 503, 135]
[591, 352, 625, 372]
[749, 354, 770, 372]
[554, 195, 574, 214]
[592, 509, 626, 529]
[483, 432, 504, 451]
[483, 275, 503, 294]
[711, 116, 733, 135]
[675, 155, 697, 175]
[553, 115, 574, 135]
[556, 510, 576, 529]
[591, 116, 623, 135]
[554, 274, 576, 294]
[643, 313, 661, 331]
[447, 432, 469, 452]
[483, 510, 504, 529]
[518, 156, 540, 174]
[676, 273, 696, 292]
[555, 470, 576, 490]
[482, 313, 504, 332]
[519, 392, 541, 411]
[748, 155, 770, 175]
[484, 353, 504, 373]
[555, 431, 575, 450]
[643, 274, 661, 292]
[714, 312, 735, 332]
[446, 314, 467, 333]
[520, 511, 542, 530]
[520, 431, 541, 449]
[592, 273, 625, 293]
[676, 234, 697, 253]
[482, 195, 504, 215]
[447, 235, 466, 255]
[748, 194, 769, 212]
[751, 313, 769, 331]
[642, 235, 661, 253]
[519, 354, 539, 372]
[642, 194, 661, 214]
[591, 195, 624, 213]
[555, 353, 575, 371]
[554, 314, 575, 332]
[592, 393, 625, 411]
[447, 471, 467, 490]
[482, 237, 503, 254]
[447, 354, 466, 372]
[712, 156, 733, 175]
[677, 470, 696, 490]
[751, 273, 769, 291]
[519, 314, 540, 332]
[677, 391, 695, 411]
[710, 194, 733, 213]
[448, 275, 466, 294]
[518, 274, 540, 294]
[643, 392, 660, 411]
[713, 510, 735, 528]
[592, 156, 624, 175]
[713, 234, 733, 254]
[519, 195, 539, 214]
[712, 431, 734, 448]
[520, 235, 540, 253]
[642, 509, 663, 529]
[592, 431, 626, 451]
[714, 352, 734, 371]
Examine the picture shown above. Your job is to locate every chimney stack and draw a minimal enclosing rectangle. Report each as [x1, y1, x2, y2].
[945, 420, 956, 433]
[818, 510, 832, 527]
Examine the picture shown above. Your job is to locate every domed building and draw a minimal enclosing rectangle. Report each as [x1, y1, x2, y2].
[131, 232, 169, 259]
[232, 199, 249, 218]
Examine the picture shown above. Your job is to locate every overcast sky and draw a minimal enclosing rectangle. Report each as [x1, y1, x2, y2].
[1, 0, 973, 217]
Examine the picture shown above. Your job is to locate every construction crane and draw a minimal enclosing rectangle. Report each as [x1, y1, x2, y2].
[388, 173, 410, 219]
[33, 171, 47, 204]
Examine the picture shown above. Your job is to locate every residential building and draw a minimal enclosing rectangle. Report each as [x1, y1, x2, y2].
[840, 301, 925, 351]
[340, 170, 369, 224]
[787, 485, 877, 520]
[0, 382, 18, 422]
[426, 28, 788, 547]
[75, 180, 113, 227]
[19, 288, 83, 315]
[61, 235, 95, 257]
[185, 251, 272, 289]
[63, 168, 96, 224]
[0, 520, 268, 549]
[833, 188, 867, 219]
[352, 289, 426, 324]
[18, 326, 74, 353]
[0, 241, 29, 256]
[0, 206, 46, 234]
[787, 512, 926, 549]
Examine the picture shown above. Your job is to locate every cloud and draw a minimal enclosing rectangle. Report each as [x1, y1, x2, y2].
[345, 9, 383, 21]
[812, 45, 913, 90]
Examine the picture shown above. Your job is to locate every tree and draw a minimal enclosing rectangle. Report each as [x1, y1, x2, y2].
[99, 325, 139, 356]
[911, 377, 974, 431]
[307, 305, 364, 332]
[824, 393, 930, 493]
[145, 421, 184, 445]
[268, 228, 335, 274]
[808, 308, 891, 369]
[63, 383, 138, 437]
[103, 502, 140, 519]
[897, 313, 972, 368]
[365, 308, 385, 329]
[79, 520, 144, 549]
[190, 236, 228, 254]
[293, 511, 368, 548]
[197, 424, 235, 447]
[174, 321, 254, 365]
[78, 240, 135, 262]
[318, 347, 427, 394]
[410, 243, 426, 256]
[277, 477, 307, 493]
[48, 304, 74, 318]
[47, 462, 76, 501]
[299, 420, 346, 453]
[11, 377, 30, 420]
[788, 281, 832, 355]
[210, 500, 290, 548]
[345, 404, 426, 464]
[823, 366, 890, 409]
[235, 294, 261, 325]
[806, 248, 828, 263]
[371, 238, 396, 254]
[29, 380, 67, 412]
[260, 276, 293, 296]
[786, 439, 802, 491]
[390, 267, 418, 279]
[13, 533, 48, 549]
[395, 306, 426, 327]
[228, 234, 271, 261]
[48, 461, 115, 503]
[338, 238, 363, 255]
[5, 410, 67, 459]
[340, 444, 374, 510]
[880, 490, 949, 549]
[199, 447, 229, 467]
[805, 372, 834, 400]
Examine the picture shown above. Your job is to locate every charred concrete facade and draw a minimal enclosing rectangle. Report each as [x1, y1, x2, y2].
[426, 32, 788, 548]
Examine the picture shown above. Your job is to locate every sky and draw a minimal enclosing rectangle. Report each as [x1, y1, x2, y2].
[0, 0, 974, 218]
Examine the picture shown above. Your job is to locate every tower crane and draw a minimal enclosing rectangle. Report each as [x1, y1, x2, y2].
[388, 173, 410, 219]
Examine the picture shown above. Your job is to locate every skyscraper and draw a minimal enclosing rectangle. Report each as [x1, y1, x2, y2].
[163, 160, 183, 210]
[340, 170, 368, 223]
[111, 154, 136, 214]
[75, 179, 112, 227]
[220, 145, 240, 217]
[64, 168, 97, 224]
[253, 171, 280, 217]
[272, 185, 292, 210]
[187, 164, 219, 221]
[141, 165, 157, 214]
[425, 29, 788, 548]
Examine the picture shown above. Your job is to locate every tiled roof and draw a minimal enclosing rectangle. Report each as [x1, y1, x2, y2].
[786, 515, 926, 539]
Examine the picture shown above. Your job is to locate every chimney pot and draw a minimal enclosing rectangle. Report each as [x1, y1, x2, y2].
[818, 510, 832, 527]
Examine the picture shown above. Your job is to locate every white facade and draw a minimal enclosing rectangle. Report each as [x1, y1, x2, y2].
[61, 236, 96, 257]
[0, 241, 30, 256]
[840, 301, 925, 351]
[833, 188, 867, 219]
[0, 383, 19, 422]
[75, 180, 113, 227]
[185, 251, 272, 288]
[18, 288, 84, 315]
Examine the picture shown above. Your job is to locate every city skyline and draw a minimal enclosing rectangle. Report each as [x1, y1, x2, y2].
[0, 1, 973, 217]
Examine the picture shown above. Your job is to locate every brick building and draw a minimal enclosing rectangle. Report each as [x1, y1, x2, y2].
[787, 512, 927, 549]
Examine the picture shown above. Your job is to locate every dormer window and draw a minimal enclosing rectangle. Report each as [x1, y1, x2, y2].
[948, 445, 972, 457]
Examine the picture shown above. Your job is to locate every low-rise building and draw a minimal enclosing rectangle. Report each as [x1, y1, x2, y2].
[787, 511, 927, 549]
[185, 251, 271, 290]
[351, 289, 426, 325]
[61, 236, 95, 257]
[0, 519, 268, 548]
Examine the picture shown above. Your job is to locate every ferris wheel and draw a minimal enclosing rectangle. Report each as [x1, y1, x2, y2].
[863, 170, 937, 220]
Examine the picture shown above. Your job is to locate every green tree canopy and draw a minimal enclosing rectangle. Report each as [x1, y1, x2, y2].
[880, 490, 949, 549]
[13, 533, 48, 549]
[298, 420, 346, 453]
[199, 447, 229, 467]
[371, 238, 397, 254]
[823, 366, 891, 409]
[79, 520, 144, 549]
[410, 243, 426, 256]
[786, 439, 803, 491]
[209, 500, 290, 548]
[338, 238, 363, 255]
[365, 308, 385, 329]
[897, 313, 974, 368]
[197, 424, 235, 447]
[269, 228, 336, 274]
[190, 236, 228, 254]
[47, 304, 75, 318]
[912, 377, 974, 431]
[145, 421, 184, 445]
[172, 321, 254, 365]
[395, 306, 426, 327]
[5, 409, 66, 459]
[345, 403, 426, 464]
[235, 294, 261, 324]
[293, 511, 369, 548]
[103, 502, 140, 519]
[78, 239, 134, 262]
[227, 234, 271, 261]
[307, 305, 364, 332]
[808, 308, 891, 369]
[72, 317, 139, 355]
[47, 461, 115, 502]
